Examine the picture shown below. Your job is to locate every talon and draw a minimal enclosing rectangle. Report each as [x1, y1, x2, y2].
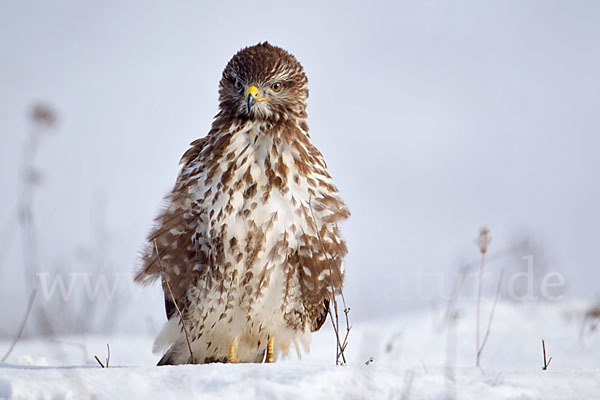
[228, 342, 237, 363]
[266, 336, 275, 363]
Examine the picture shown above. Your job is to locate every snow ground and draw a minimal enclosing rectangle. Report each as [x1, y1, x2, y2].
[1, 301, 599, 399]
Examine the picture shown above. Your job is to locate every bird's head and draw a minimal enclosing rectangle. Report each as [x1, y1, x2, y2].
[218, 42, 309, 122]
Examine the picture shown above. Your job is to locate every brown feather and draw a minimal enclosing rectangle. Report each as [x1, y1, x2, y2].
[135, 42, 349, 364]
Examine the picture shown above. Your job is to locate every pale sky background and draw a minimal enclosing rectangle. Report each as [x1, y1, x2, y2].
[1, 0, 599, 335]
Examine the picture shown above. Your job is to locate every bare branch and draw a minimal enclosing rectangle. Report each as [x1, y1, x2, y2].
[94, 355, 105, 368]
[542, 339, 552, 370]
[327, 304, 344, 364]
[93, 343, 111, 368]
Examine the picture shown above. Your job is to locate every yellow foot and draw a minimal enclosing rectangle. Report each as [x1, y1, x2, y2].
[265, 336, 275, 363]
[228, 342, 237, 363]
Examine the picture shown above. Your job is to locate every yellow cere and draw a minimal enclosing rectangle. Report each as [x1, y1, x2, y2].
[244, 85, 272, 102]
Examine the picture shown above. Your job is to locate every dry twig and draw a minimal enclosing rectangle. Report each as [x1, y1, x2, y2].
[94, 355, 105, 368]
[153, 240, 195, 364]
[477, 269, 503, 366]
[475, 226, 493, 368]
[307, 198, 351, 365]
[1, 290, 37, 362]
[541, 339, 552, 370]
[93, 344, 110, 368]
[327, 295, 351, 365]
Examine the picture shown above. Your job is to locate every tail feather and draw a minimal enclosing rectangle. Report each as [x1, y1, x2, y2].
[157, 348, 176, 366]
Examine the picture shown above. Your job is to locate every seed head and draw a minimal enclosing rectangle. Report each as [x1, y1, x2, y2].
[476, 226, 491, 254]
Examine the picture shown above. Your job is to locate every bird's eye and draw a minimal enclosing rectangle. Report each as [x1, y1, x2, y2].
[271, 82, 282, 92]
[234, 79, 243, 91]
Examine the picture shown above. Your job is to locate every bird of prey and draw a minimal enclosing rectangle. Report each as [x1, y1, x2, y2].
[135, 42, 349, 365]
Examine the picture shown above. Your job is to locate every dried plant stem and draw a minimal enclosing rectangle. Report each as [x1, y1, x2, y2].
[94, 356, 105, 368]
[542, 339, 552, 370]
[340, 297, 351, 361]
[307, 198, 351, 365]
[474, 226, 493, 368]
[153, 240, 195, 364]
[329, 294, 351, 365]
[93, 343, 111, 368]
[477, 269, 503, 366]
[1, 290, 37, 362]
[475, 252, 485, 367]
[327, 300, 344, 364]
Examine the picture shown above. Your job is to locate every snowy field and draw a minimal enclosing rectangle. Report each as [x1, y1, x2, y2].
[2, 2, 599, 399]
[1, 301, 599, 399]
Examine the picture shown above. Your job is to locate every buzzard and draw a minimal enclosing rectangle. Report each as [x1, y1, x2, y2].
[135, 42, 349, 365]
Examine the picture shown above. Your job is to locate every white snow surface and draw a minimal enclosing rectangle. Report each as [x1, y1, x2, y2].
[1, 301, 599, 399]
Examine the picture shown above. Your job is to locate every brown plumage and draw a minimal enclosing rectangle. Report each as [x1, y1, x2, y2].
[135, 42, 349, 365]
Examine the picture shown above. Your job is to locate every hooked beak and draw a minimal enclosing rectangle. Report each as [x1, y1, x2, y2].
[243, 85, 272, 113]
[245, 85, 259, 113]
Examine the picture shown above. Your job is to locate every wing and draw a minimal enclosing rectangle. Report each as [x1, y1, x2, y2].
[135, 137, 208, 318]
[294, 141, 350, 332]
[297, 209, 348, 331]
